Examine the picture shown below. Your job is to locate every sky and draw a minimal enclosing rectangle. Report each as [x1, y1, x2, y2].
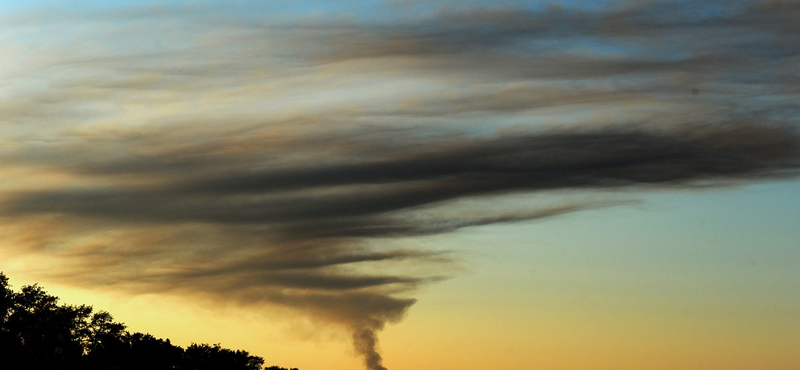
[0, 1, 798, 369]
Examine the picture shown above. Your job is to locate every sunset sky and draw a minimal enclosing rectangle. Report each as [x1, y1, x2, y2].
[1, 1, 799, 369]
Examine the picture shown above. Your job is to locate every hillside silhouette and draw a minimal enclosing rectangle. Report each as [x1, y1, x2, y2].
[0, 272, 298, 370]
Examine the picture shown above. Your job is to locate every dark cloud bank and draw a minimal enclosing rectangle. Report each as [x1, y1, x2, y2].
[4, 122, 799, 370]
[2, 1, 800, 369]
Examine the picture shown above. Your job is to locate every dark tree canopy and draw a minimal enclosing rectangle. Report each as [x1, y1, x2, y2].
[0, 272, 291, 370]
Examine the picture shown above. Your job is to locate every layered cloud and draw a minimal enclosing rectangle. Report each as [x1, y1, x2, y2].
[1, 1, 799, 369]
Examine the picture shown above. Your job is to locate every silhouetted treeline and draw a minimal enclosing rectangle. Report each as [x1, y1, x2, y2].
[0, 272, 296, 370]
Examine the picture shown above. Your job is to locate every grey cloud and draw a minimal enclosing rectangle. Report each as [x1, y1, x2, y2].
[4, 122, 798, 223]
[297, 1, 800, 89]
[6, 122, 797, 369]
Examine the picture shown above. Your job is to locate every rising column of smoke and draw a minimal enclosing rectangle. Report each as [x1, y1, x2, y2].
[353, 325, 388, 370]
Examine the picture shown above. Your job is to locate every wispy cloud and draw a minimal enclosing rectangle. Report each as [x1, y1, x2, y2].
[1, 1, 799, 369]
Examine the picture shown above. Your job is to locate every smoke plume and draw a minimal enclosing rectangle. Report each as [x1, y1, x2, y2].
[1, 1, 799, 368]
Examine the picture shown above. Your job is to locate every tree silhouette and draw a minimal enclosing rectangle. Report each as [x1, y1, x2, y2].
[0, 272, 294, 370]
[126, 332, 184, 370]
[184, 343, 265, 370]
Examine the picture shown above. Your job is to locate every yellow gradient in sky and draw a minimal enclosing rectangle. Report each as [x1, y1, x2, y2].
[6, 182, 798, 370]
